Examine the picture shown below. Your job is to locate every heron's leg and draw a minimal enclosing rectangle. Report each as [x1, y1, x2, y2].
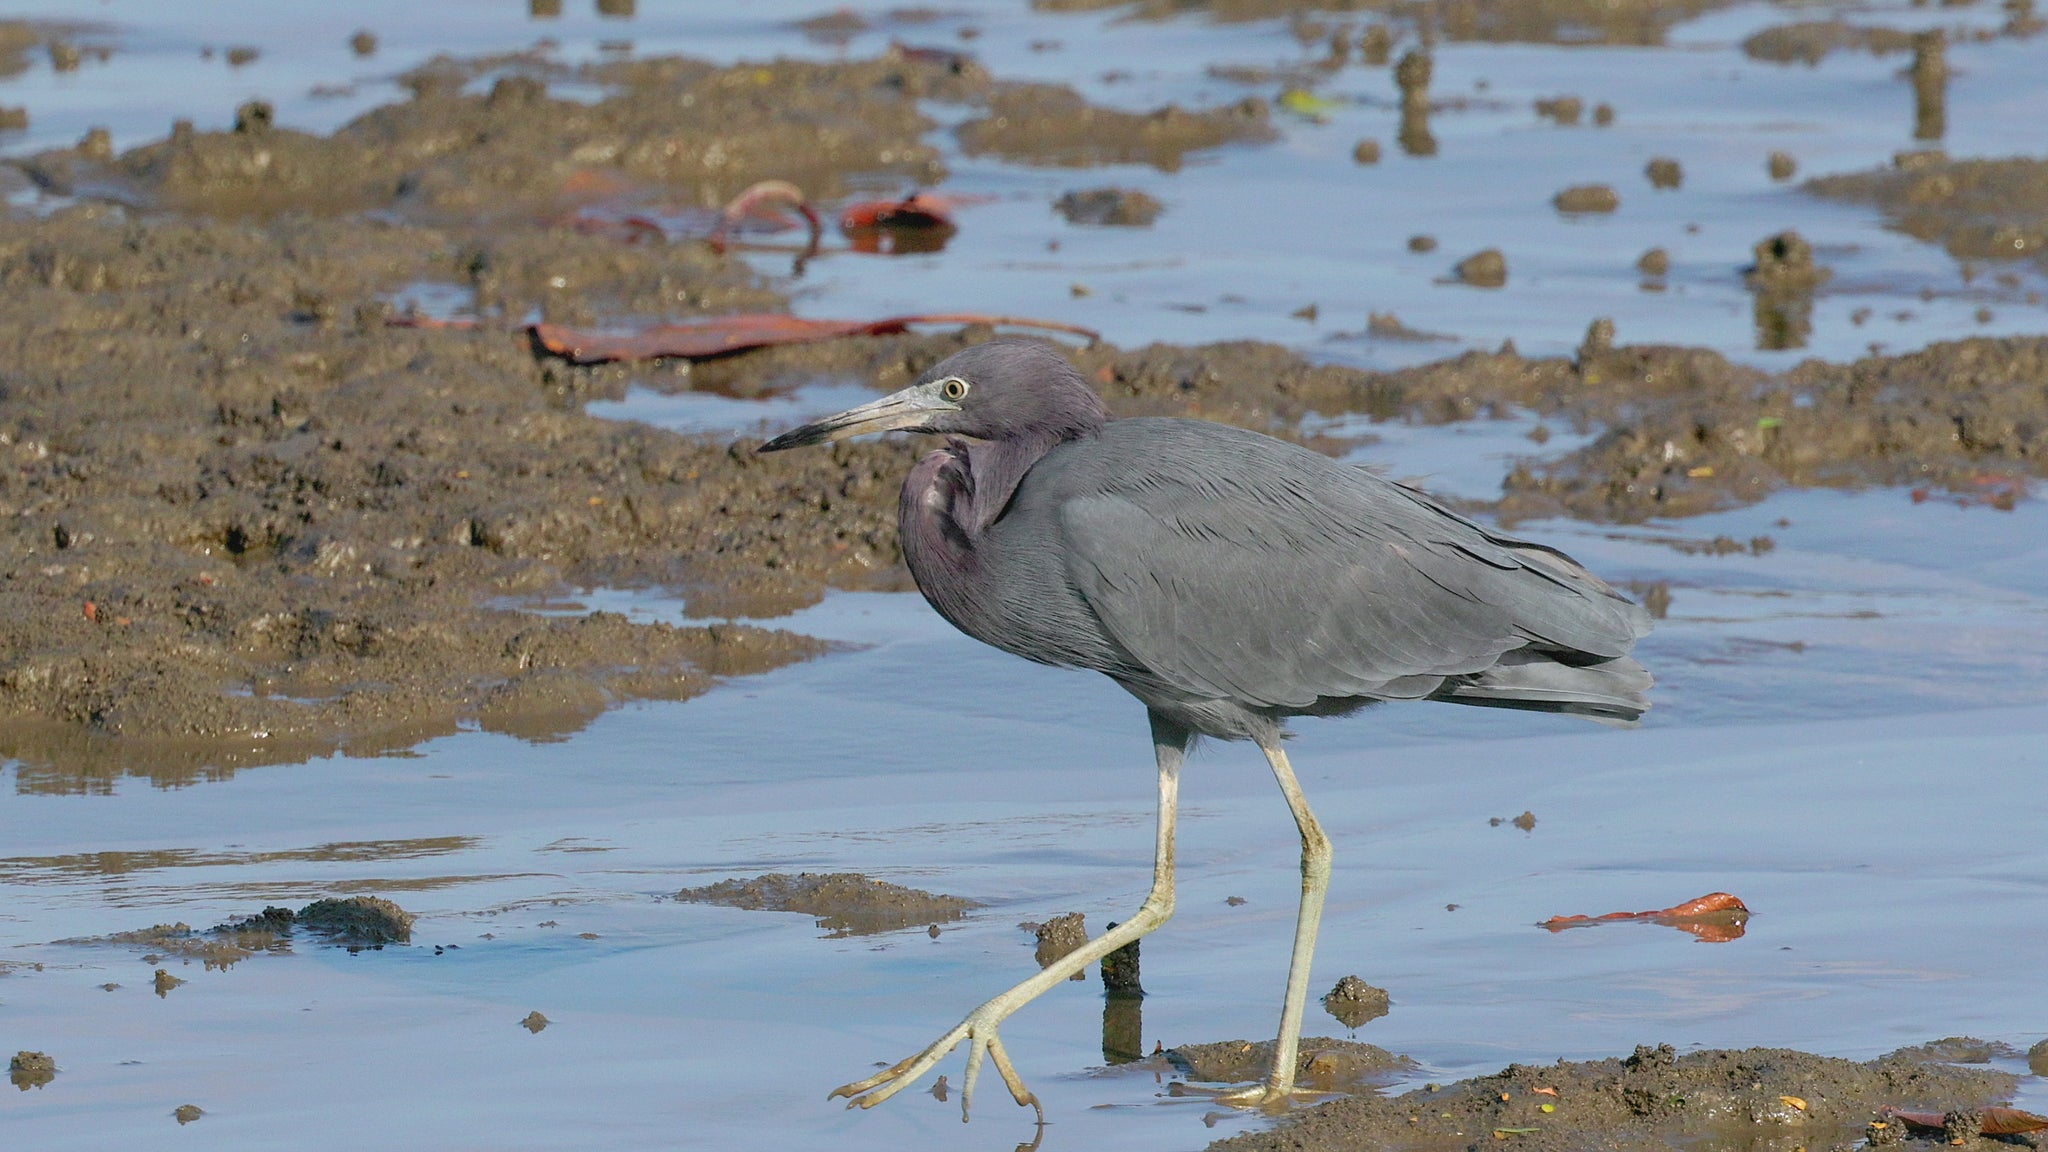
[1216, 739, 1332, 1111]
[830, 713, 1191, 1122]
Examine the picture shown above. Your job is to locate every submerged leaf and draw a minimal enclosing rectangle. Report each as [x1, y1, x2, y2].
[1539, 892, 1749, 942]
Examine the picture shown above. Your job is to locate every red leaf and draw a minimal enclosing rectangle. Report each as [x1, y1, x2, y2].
[1540, 892, 1749, 942]
[839, 192, 958, 232]
[525, 312, 1099, 364]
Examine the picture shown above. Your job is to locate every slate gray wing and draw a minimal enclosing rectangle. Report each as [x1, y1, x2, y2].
[1055, 446, 1648, 712]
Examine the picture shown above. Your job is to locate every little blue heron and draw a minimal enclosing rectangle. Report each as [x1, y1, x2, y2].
[759, 339, 1651, 1120]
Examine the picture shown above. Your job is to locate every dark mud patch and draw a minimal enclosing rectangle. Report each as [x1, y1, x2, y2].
[1027, 910, 1089, 978]
[1810, 153, 2048, 271]
[1321, 975, 1390, 1030]
[1060, 334, 2048, 524]
[520, 1010, 550, 1033]
[66, 896, 418, 966]
[675, 871, 979, 937]
[1208, 1043, 2023, 1152]
[1169, 1036, 1414, 1091]
[1742, 20, 1915, 65]
[13, 49, 982, 219]
[958, 86, 1273, 171]
[1056, 186, 1165, 227]
[9, 1050, 56, 1090]
[295, 896, 416, 945]
[1452, 248, 1508, 287]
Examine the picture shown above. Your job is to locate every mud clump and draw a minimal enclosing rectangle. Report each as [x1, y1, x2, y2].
[520, 1010, 550, 1033]
[1768, 150, 1798, 182]
[1208, 1043, 2020, 1152]
[1055, 186, 1164, 226]
[1637, 246, 1670, 278]
[958, 86, 1272, 171]
[297, 896, 415, 946]
[1810, 153, 2048, 270]
[1645, 156, 1682, 189]
[1170, 1036, 1413, 1091]
[1321, 975, 1390, 1030]
[1350, 138, 1381, 165]
[10, 1050, 56, 1090]
[1912, 30, 1947, 141]
[1746, 230, 1830, 293]
[1745, 230, 1830, 350]
[1453, 248, 1508, 288]
[1393, 50, 1436, 157]
[1742, 20, 1914, 65]
[349, 30, 377, 57]
[173, 1104, 204, 1125]
[153, 968, 184, 997]
[0, 105, 25, 131]
[1554, 184, 1620, 214]
[1886, 1036, 2019, 1064]
[1533, 95, 1582, 125]
[1099, 922, 1142, 995]
[676, 872, 979, 938]
[1030, 911, 1089, 979]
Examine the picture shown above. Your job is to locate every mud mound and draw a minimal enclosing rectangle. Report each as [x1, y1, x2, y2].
[1743, 20, 1914, 65]
[0, 206, 864, 791]
[676, 871, 980, 937]
[9, 1050, 56, 1090]
[15, 50, 979, 218]
[297, 896, 415, 945]
[1321, 975, 1391, 1029]
[1169, 1036, 1414, 1090]
[958, 85, 1273, 171]
[1209, 1043, 2020, 1152]
[1809, 153, 2048, 269]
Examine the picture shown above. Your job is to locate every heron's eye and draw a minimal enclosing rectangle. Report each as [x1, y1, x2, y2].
[941, 377, 969, 402]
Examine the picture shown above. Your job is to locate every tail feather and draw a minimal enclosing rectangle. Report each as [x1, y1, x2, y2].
[1431, 648, 1652, 726]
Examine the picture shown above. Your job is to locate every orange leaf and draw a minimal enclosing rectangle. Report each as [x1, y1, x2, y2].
[1540, 892, 1749, 942]
[839, 191, 958, 231]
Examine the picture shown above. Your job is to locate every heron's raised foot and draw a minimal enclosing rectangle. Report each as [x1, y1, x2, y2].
[829, 1008, 1044, 1125]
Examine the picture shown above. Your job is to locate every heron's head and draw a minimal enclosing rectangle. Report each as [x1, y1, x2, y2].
[757, 339, 1108, 452]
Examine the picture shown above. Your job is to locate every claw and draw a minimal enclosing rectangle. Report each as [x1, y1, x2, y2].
[830, 1010, 1042, 1122]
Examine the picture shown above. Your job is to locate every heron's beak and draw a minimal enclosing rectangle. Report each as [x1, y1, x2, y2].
[756, 381, 958, 452]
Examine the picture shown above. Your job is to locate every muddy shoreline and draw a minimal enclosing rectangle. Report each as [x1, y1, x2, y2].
[4, 36, 2048, 789]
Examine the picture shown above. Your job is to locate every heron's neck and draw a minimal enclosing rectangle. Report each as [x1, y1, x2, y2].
[956, 431, 1065, 536]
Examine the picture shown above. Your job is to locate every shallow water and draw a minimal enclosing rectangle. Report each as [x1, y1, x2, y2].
[5, 0, 2048, 1147]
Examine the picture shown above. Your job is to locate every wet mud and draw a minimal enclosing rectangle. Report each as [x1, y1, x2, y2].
[674, 871, 979, 937]
[957, 86, 1273, 171]
[1742, 20, 1915, 65]
[1810, 153, 2048, 271]
[1169, 1036, 1414, 1092]
[9, 1050, 56, 1090]
[1320, 975, 1390, 1030]
[1210, 1042, 2028, 1152]
[0, 42, 1315, 787]
[64, 895, 418, 969]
